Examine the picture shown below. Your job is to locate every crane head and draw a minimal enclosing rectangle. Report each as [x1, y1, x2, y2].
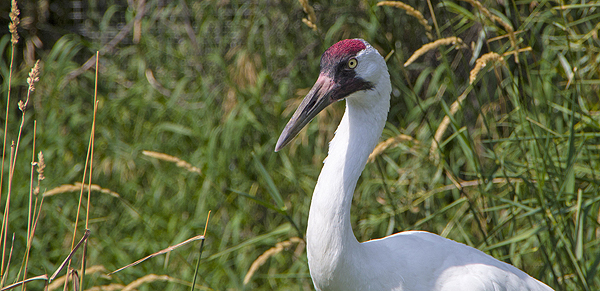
[275, 39, 388, 152]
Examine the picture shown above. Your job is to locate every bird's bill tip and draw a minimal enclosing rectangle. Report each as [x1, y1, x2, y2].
[274, 74, 335, 152]
[274, 135, 288, 152]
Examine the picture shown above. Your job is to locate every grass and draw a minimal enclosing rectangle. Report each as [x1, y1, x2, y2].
[0, 0, 599, 290]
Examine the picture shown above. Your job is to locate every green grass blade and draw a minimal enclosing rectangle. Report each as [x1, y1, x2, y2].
[252, 154, 286, 211]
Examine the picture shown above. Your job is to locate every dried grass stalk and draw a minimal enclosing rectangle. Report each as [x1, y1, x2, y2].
[2, 60, 41, 281]
[377, 1, 433, 39]
[122, 274, 185, 291]
[404, 37, 465, 67]
[429, 90, 468, 161]
[243, 237, 305, 285]
[48, 229, 90, 283]
[191, 210, 211, 290]
[23, 125, 39, 291]
[438, 177, 526, 194]
[44, 182, 121, 198]
[503, 46, 532, 57]
[145, 69, 171, 97]
[108, 234, 205, 275]
[0, 274, 48, 291]
[85, 283, 125, 291]
[469, 52, 504, 84]
[142, 150, 201, 174]
[368, 134, 416, 163]
[47, 267, 105, 290]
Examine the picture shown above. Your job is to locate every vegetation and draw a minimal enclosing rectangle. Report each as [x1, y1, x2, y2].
[0, 0, 599, 290]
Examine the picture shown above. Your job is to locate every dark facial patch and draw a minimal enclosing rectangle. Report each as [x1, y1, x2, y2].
[319, 39, 374, 101]
[329, 74, 374, 101]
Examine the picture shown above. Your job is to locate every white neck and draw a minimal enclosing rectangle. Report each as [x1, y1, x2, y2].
[306, 84, 390, 289]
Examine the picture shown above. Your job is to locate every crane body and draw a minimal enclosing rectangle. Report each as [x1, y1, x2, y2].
[276, 39, 553, 291]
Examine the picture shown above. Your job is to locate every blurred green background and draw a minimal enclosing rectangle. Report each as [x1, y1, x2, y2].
[1, 0, 600, 290]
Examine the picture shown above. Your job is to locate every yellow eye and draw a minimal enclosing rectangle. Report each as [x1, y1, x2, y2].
[348, 58, 358, 69]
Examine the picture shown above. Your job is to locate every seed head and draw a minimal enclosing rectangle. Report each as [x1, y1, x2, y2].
[27, 60, 41, 92]
[9, 0, 20, 45]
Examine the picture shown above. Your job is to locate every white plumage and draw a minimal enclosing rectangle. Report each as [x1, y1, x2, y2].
[276, 39, 553, 291]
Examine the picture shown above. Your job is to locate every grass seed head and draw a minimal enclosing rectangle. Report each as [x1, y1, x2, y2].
[244, 237, 304, 285]
[298, 0, 318, 31]
[302, 18, 318, 31]
[368, 134, 416, 163]
[27, 60, 41, 92]
[9, 0, 20, 45]
[18, 100, 25, 111]
[37, 151, 45, 181]
[470, 52, 504, 84]
[378, 1, 433, 39]
[404, 37, 465, 67]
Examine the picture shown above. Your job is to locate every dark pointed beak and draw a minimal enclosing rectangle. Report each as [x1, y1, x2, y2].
[275, 74, 337, 152]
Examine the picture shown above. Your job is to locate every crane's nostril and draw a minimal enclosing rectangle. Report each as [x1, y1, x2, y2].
[305, 100, 316, 113]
